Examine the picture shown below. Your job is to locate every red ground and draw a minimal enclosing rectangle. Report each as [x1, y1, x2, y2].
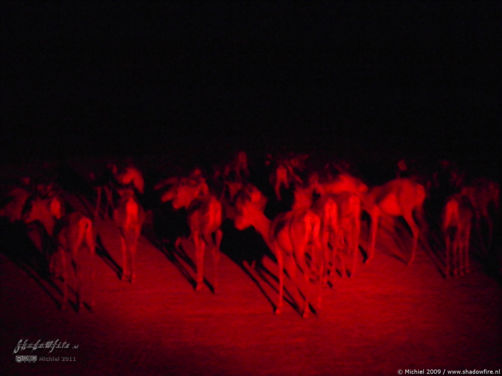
[1, 160, 501, 376]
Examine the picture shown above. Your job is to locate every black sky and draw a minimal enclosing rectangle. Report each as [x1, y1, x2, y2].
[2, 2, 500, 164]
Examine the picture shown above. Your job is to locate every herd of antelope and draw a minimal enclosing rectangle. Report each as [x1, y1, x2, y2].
[0, 152, 499, 316]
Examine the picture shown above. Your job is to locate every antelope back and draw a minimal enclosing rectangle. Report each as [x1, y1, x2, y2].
[322, 173, 368, 195]
[116, 166, 145, 194]
[172, 179, 207, 209]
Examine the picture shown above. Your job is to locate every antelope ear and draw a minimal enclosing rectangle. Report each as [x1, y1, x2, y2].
[49, 198, 64, 219]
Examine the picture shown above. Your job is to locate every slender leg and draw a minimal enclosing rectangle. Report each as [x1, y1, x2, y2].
[403, 212, 419, 265]
[316, 244, 324, 309]
[474, 214, 486, 252]
[330, 231, 340, 284]
[60, 250, 68, 310]
[368, 211, 379, 262]
[73, 257, 81, 311]
[130, 232, 138, 283]
[351, 213, 361, 276]
[274, 181, 282, 201]
[321, 227, 330, 284]
[95, 187, 102, 220]
[104, 186, 113, 219]
[193, 233, 204, 291]
[465, 225, 471, 274]
[486, 213, 493, 249]
[85, 225, 96, 307]
[445, 234, 451, 277]
[453, 235, 459, 277]
[275, 246, 284, 315]
[120, 236, 127, 281]
[212, 229, 222, 292]
[49, 253, 57, 277]
[175, 237, 182, 252]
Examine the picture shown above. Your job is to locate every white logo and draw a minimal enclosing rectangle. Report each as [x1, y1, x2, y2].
[15, 355, 37, 363]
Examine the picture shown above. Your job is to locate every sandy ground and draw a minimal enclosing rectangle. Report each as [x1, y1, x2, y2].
[1, 208, 501, 376]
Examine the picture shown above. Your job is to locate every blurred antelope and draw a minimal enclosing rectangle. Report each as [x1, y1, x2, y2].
[234, 186, 322, 317]
[314, 172, 367, 277]
[442, 193, 473, 277]
[364, 178, 426, 265]
[94, 162, 145, 220]
[222, 150, 250, 181]
[314, 192, 361, 280]
[268, 153, 308, 201]
[92, 162, 117, 219]
[115, 163, 145, 195]
[161, 173, 223, 292]
[113, 188, 145, 283]
[460, 178, 499, 249]
[0, 182, 31, 222]
[23, 194, 95, 310]
[291, 184, 325, 289]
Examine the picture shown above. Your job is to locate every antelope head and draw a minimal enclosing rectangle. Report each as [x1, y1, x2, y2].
[22, 195, 65, 234]
[233, 187, 266, 231]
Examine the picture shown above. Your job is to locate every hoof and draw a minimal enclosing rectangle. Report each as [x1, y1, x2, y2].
[302, 309, 310, 319]
[195, 283, 203, 292]
[274, 306, 282, 315]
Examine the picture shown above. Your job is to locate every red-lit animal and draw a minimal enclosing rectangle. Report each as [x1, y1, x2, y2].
[460, 178, 499, 249]
[364, 178, 426, 265]
[23, 194, 95, 310]
[314, 173, 367, 276]
[222, 150, 250, 181]
[115, 163, 145, 195]
[93, 162, 117, 219]
[431, 160, 465, 194]
[220, 180, 267, 221]
[314, 192, 361, 280]
[113, 188, 145, 283]
[290, 183, 326, 291]
[268, 154, 307, 201]
[234, 187, 322, 317]
[94, 162, 145, 220]
[0, 184, 31, 222]
[442, 193, 473, 277]
[312, 194, 339, 283]
[315, 172, 368, 197]
[162, 175, 223, 292]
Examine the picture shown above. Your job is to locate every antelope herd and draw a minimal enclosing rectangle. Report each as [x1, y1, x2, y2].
[0, 152, 499, 316]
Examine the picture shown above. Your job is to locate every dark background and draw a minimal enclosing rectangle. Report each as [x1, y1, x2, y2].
[2, 1, 500, 169]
